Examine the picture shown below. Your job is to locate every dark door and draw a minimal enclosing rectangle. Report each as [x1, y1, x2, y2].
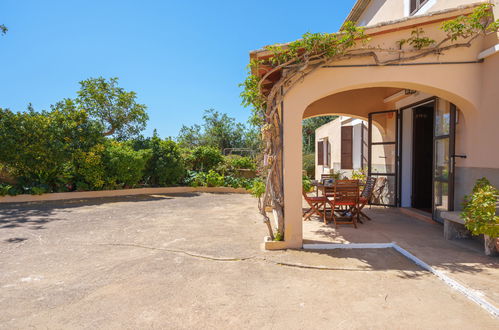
[368, 110, 400, 207]
[412, 103, 434, 212]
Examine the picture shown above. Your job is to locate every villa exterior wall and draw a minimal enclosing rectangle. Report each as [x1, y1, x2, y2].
[279, 22, 498, 248]
[357, 0, 405, 26]
[314, 117, 368, 180]
[314, 118, 341, 179]
[251, 3, 499, 248]
[356, 0, 485, 27]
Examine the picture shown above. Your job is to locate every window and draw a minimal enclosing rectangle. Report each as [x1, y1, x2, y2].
[317, 140, 324, 165]
[341, 126, 353, 169]
[317, 139, 330, 167]
[410, 0, 429, 15]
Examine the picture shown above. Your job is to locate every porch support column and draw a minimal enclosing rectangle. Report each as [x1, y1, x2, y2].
[282, 101, 304, 249]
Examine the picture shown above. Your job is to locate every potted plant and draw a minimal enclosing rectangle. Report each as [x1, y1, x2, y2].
[461, 177, 499, 256]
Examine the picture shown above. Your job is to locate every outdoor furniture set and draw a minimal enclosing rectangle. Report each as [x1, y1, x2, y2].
[302, 175, 378, 228]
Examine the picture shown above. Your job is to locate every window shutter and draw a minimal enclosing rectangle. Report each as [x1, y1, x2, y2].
[341, 126, 353, 169]
[325, 139, 330, 167]
[317, 141, 324, 166]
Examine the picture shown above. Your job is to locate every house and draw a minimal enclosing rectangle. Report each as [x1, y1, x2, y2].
[314, 116, 368, 180]
[249, 0, 499, 249]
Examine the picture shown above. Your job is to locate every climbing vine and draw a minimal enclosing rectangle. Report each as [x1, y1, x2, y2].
[241, 4, 499, 240]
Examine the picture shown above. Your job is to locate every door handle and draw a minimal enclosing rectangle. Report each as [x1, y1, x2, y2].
[451, 155, 467, 159]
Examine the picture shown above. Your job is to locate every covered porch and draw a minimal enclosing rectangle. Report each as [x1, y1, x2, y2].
[266, 7, 499, 249]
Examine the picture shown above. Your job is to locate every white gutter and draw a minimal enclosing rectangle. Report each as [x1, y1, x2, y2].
[478, 44, 499, 60]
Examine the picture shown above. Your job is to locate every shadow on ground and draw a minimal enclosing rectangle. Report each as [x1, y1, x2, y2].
[0, 193, 200, 232]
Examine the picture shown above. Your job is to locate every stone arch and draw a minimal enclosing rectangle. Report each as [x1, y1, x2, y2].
[281, 64, 482, 249]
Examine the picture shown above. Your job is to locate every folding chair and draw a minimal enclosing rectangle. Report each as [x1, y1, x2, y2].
[357, 177, 377, 220]
[371, 177, 387, 206]
[327, 180, 360, 228]
[302, 189, 328, 222]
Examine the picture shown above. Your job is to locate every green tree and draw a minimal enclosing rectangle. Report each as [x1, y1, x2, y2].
[177, 124, 203, 149]
[201, 109, 245, 150]
[0, 25, 7, 35]
[177, 109, 257, 152]
[145, 130, 185, 185]
[186, 146, 224, 172]
[0, 104, 103, 190]
[103, 141, 149, 188]
[76, 77, 148, 139]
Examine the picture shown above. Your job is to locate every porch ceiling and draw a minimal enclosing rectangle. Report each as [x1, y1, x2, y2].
[303, 87, 403, 119]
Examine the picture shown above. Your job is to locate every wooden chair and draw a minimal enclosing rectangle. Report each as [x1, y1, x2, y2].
[302, 190, 327, 222]
[327, 180, 360, 228]
[356, 177, 377, 220]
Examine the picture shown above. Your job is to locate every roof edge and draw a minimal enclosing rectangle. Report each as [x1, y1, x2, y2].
[343, 0, 372, 26]
[249, 2, 485, 58]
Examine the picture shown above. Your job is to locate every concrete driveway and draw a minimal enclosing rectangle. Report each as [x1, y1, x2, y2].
[0, 193, 497, 329]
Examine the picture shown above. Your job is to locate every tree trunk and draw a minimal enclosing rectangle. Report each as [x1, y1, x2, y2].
[484, 235, 498, 256]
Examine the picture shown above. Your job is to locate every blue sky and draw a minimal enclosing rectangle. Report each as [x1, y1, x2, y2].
[0, 0, 355, 138]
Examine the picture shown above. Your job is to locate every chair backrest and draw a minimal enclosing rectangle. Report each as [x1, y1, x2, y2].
[371, 177, 387, 204]
[334, 180, 360, 203]
[361, 177, 377, 199]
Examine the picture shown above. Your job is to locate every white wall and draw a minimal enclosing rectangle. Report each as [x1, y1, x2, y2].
[315, 117, 341, 179]
[358, 0, 482, 26]
[351, 120, 365, 169]
[400, 107, 413, 207]
[315, 117, 367, 180]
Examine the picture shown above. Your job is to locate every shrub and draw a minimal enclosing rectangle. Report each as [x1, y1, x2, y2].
[225, 155, 256, 170]
[0, 183, 12, 196]
[103, 141, 150, 188]
[224, 175, 254, 189]
[187, 146, 224, 172]
[205, 170, 224, 187]
[145, 134, 185, 186]
[302, 153, 315, 178]
[351, 168, 367, 182]
[330, 169, 345, 180]
[72, 144, 106, 190]
[302, 176, 312, 192]
[184, 171, 206, 187]
[0, 106, 103, 191]
[461, 177, 499, 238]
[250, 179, 265, 198]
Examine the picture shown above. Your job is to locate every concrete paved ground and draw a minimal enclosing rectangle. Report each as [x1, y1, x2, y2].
[303, 206, 499, 313]
[1, 193, 498, 329]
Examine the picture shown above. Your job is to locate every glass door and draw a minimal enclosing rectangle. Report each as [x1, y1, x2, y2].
[368, 110, 400, 206]
[433, 100, 456, 222]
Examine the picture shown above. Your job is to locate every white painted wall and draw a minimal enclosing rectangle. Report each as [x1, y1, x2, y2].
[400, 107, 413, 207]
[358, 0, 483, 26]
[352, 122, 364, 169]
[315, 116, 367, 180]
[315, 117, 341, 179]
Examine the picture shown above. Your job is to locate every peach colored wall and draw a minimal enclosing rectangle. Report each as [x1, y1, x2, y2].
[278, 19, 499, 249]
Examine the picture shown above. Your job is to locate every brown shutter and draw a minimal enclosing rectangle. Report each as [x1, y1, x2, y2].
[325, 139, 330, 167]
[317, 141, 324, 166]
[341, 126, 353, 169]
